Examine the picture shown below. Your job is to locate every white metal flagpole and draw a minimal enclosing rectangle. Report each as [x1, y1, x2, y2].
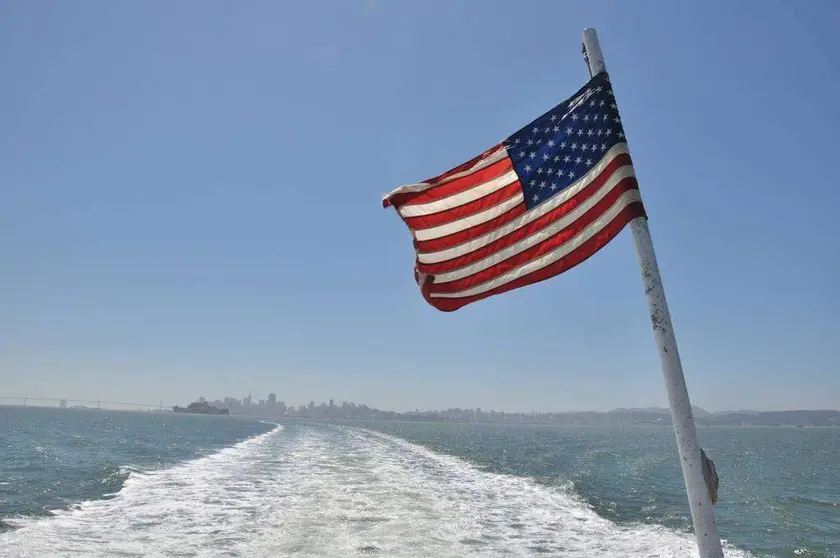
[581, 28, 725, 558]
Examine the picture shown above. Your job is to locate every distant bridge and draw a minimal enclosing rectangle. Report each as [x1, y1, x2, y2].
[0, 396, 170, 410]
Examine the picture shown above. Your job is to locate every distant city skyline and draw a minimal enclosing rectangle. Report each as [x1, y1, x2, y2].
[2, 391, 837, 416]
[3, 394, 838, 428]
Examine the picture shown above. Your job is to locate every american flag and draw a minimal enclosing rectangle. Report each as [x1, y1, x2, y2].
[382, 71, 646, 312]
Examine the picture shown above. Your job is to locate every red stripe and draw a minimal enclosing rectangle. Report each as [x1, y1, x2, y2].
[386, 154, 512, 209]
[427, 177, 640, 294]
[421, 203, 647, 311]
[417, 154, 634, 274]
[404, 181, 521, 231]
[414, 151, 631, 254]
[422, 144, 504, 185]
[413, 202, 528, 253]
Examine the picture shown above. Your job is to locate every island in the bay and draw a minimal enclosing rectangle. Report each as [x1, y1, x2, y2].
[173, 400, 230, 415]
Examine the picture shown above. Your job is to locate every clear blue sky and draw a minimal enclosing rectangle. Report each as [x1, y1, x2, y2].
[2, 0, 838, 412]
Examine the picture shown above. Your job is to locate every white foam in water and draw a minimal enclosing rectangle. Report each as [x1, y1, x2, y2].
[0, 424, 752, 557]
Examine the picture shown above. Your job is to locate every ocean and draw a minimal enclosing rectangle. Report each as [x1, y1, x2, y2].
[0, 407, 837, 557]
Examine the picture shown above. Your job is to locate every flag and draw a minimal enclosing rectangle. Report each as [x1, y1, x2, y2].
[382, 71, 646, 312]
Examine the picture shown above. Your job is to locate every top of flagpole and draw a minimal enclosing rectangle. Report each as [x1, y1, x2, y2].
[582, 28, 606, 77]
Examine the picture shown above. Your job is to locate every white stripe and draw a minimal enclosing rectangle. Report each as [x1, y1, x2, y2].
[413, 193, 524, 242]
[382, 145, 508, 202]
[417, 143, 631, 261]
[430, 165, 636, 283]
[430, 189, 642, 299]
[398, 169, 518, 218]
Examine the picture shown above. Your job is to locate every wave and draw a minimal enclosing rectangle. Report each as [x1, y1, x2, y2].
[350, 427, 750, 557]
[0, 423, 750, 557]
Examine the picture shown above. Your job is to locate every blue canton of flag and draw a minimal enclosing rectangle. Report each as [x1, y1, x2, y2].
[504, 71, 626, 209]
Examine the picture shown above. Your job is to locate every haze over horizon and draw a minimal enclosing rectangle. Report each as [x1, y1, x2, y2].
[2, 394, 837, 416]
[3, 0, 839, 413]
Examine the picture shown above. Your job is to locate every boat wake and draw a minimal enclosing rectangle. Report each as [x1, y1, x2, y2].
[0, 423, 751, 557]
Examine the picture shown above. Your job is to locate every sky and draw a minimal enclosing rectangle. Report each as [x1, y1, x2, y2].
[2, 0, 839, 413]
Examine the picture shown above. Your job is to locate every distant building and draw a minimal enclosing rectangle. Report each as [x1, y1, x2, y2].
[268, 393, 277, 406]
[224, 397, 239, 412]
[59, 399, 67, 409]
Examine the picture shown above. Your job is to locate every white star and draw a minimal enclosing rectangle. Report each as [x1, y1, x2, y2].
[546, 168, 554, 176]
[576, 129, 584, 136]
[527, 139, 534, 146]
[530, 179, 537, 186]
[533, 126, 540, 134]
[556, 169, 565, 177]
[597, 129, 603, 137]
[550, 114, 557, 122]
[539, 181, 546, 189]
[599, 100, 605, 107]
[600, 143, 607, 150]
[571, 114, 579, 121]
[533, 194, 540, 202]
[550, 183, 558, 190]
[529, 152, 536, 159]
[542, 153, 550, 161]
[568, 171, 576, 179]
[586, 158, 593, 165]
[570, 142, 578, 150]
[587, 129, 594, 137]
[513, 138, 521, 144]
[537, 167, 544, 174]
[583, 114, 591, 122]
[553, 155, 560, 162]
[610, 103, 617, 110]
[547, 139, 555, 147]
[596, 86, 603, 92]
[602, 114, 609, 122]
[618, 131, 625, 138]
[563, 155, 571, 163]
[519, 150, 526, 157]
[553, 125, 560, 133]
[560, 141, 567, 149]
[575, 156, 583, 164]
[524, 164, 532, 172]
[613, 116, 621, 124]
[536, 138, 543, 145]
[566, 127, 574, 135]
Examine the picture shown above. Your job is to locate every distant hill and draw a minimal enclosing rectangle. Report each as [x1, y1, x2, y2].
[550, 408, 840, 426]
[611, 406, 713, 418]
[704, 409, 840, 427]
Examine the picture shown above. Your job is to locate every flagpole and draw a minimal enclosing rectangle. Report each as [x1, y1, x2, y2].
[581, 28, 725, 558]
